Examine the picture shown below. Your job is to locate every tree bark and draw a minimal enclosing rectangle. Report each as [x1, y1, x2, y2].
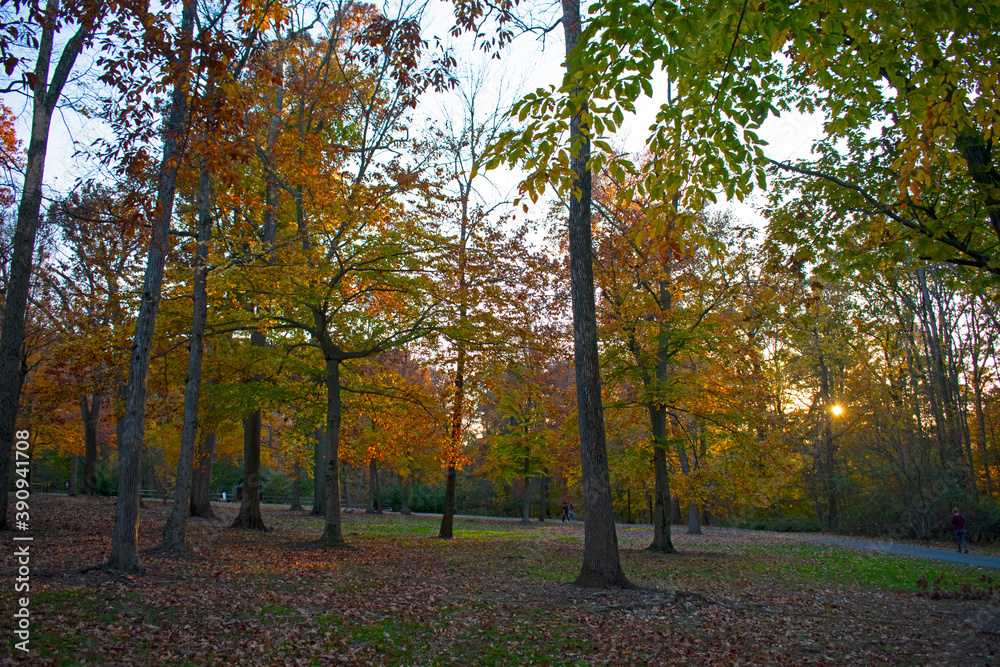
[231, 407, 267, 530]
[0, 0, 94, 531]
[318, 357, 345, 546]
[190, 431, 217, 519]
[687, 503, 702, 535]
[439, 218, 467, 538]
[80, 393, 101, 496]
[311, 427, 325, 516]
[108, 0, 194, 572]
[818, 349, 838, 531]
[289, 459, 303, 510]
[539, 467, 549, 522]
[562, 0, 631, 589]
[367, 457, 382, 514]
[401, 473, 411, 515]
[439, 466, 457, 538]
[161, 157, 214, 551]
[971, 304, 993, 502]
[521, 456, 531, 523]
[649, 406, 675, 552]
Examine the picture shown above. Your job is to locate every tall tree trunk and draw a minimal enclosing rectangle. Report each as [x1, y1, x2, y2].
[440, 203, 468, 539]
[521, 457, 531, 523]
[161, 157, 214, 551]
[817, 350, 838, 531]
[401, 473, 411, 515]
[649, 405, 674, 552]
[108, 0, 195, 572]
[687, 504, 701, 535]
[318, 357, 345, 546]
[232, 329, 268, 529]
[289, 459, 303, 510]
[0, 0, 94, 531]
[367, 458, 382, 514]
[972, 305, 993, 502]
[539, 467, 549, 522]
[190, 431, 217, 519]
[562, 0, 631, 588]
[647, 276, 676, 551]
[233, 47, 284, 531]
[80, 393, 101, 496]
[439, 467, 457, 538]
[231, 407, 267, 530]
[311, 427, 325, 516]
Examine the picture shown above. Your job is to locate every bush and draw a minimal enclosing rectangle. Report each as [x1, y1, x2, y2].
[260, 469, 290, 503]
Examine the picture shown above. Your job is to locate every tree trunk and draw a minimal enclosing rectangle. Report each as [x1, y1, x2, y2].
[108, 0, 194, 572]
[562, 0, 631, 589]
[367, 457, 382, 514]
[79, 393, 101, 496]
[0, 0, 93, 531]
[649, 406, 675, 552]
[539, 467, 549, 522]
[401, 473, 411, 515]
[311, 427, 325, 516]
[161, 157, 214, 551]
[439, 466, 457, 538]
[671, 495, 683, 524]
[521, 457, 531, 523]
[289, 459, 303, 510]
[190, 431, 217, 519]
[971, 305, 993, 502]
[318, 357, 345, 546]
[440, 328, 466, 537]
[231, 408, 267, 530]
[687, 503, 702, 535]
[817, 348, 838, 531]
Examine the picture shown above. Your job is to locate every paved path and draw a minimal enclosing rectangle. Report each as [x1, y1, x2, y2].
[792, 534, 1000, 570]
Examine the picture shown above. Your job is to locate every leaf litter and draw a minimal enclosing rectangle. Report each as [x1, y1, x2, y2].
[2, 494, 999, 665]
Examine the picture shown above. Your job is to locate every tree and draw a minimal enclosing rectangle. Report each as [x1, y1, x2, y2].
[223, 0, 456, 548]
[37, 185, 145, 497]
[108, 0, 198, 572]
[0, 0, 107, 530]
[558, 0, 630, 588]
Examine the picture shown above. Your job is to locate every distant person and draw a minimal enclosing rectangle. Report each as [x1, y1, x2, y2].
[569, 504, 576, 522]
[952, 507, 969, 553]
[221, 491, 226, 502]
[561, 503, 569, 522]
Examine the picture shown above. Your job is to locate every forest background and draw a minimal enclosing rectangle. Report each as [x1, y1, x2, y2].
[1, 0, 999, 577]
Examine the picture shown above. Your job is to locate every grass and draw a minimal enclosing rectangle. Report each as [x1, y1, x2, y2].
[4, 494, 1000, 665]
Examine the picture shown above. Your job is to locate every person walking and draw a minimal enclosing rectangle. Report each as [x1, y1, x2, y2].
[568, 504, 576, 522]
[561, 503, 569, 522]
[952, 507, 969, 553]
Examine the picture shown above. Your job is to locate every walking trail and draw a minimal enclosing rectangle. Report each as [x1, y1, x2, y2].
[792, 533, 1000, 570]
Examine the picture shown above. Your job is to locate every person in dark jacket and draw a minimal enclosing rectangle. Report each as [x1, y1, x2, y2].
[952, 508, 969, 553]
